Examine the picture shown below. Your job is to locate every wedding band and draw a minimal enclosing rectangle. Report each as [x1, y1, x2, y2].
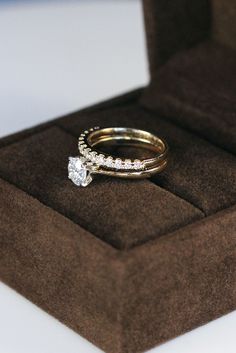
[68, 127, 168, 187]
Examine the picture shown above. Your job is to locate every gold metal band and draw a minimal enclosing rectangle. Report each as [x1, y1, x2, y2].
[77, 127, 168, 179]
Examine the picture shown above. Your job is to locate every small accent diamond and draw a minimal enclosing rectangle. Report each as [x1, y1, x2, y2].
[105, 156, 114, 168]
[83, 148, 91, 157]
[97, 154, 105, 165]
[114, 158, 122, 169]
[124, 159, 132, 169]
[89, 151, 97, 163]
[79, 144, 86, 153]
[133, 159, 143, 170]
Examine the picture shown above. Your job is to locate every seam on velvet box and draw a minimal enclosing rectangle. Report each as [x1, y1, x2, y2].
[149, 179, 207, 216]
[141, 101, 236, 157]
[1, 175, 235, 252]
[0, 176, 116, 252]
[125, 204, 236, 254]
[0, 172, 204, 251]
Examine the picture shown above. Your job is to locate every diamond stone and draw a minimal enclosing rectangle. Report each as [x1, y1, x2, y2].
[114, 158, 122, 169]
[89, 151, 97, 163]
[105, 156, 114, 168]
[133, 159, 142, 170]
[97, 154, 105, 165]
[79, 144, 86, 153]
[124, 159, 132, 169]
[83, 148, 91, 157]
[68, 157, 92, 187]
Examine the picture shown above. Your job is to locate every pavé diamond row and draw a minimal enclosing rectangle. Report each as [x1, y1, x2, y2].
[78, 127, 144, 170]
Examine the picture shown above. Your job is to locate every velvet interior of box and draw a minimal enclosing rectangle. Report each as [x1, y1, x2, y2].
[0, 1, 236, 353]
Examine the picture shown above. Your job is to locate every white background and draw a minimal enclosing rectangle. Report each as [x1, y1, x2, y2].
[0, 1, 235, 353]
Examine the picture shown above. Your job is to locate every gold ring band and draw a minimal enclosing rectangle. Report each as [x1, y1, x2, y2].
[68, 127, 168, 187]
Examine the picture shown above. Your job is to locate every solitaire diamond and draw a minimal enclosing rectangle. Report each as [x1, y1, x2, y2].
[68, 157, 92, 187]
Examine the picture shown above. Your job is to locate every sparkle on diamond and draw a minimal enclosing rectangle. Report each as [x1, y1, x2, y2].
[68, 157, 87, 186]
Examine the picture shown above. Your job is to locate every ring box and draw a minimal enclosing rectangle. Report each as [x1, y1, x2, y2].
[0, 1, 236, 352]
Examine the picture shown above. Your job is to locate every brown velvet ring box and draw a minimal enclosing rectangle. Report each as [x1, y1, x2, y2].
[1, 1, 236, 352]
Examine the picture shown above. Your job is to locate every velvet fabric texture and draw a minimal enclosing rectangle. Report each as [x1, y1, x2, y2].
[0, 90, 236, 353]
[1, 0, 236, 352]
[141, 41, 236, 155]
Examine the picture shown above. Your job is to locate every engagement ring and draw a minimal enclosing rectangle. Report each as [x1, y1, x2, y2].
[68, 127, 168, 187]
